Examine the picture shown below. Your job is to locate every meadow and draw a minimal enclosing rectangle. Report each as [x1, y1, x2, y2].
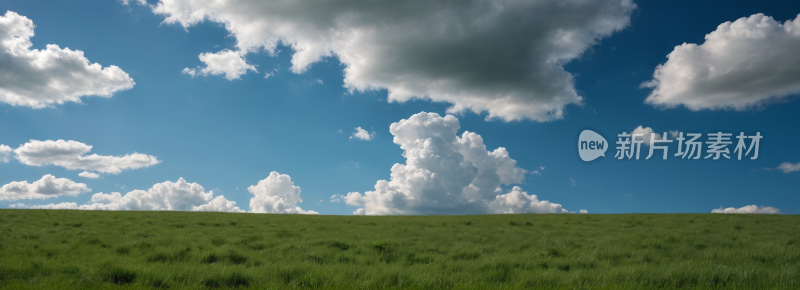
[0, 209, 797, 289]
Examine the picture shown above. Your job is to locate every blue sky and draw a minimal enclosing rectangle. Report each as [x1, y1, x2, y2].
[0, 0, 798, 215]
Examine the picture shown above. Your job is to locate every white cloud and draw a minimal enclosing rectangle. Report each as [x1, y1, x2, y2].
[182, 49, 257, 81]
[0, 144, 11, 162]
[78, 171, 100, 179]
[643, 13, 800, 111]
[580, 209, 588, 214]
[350, 127, 374, 141]
[487, 186, 568, 214]
[24, 177, 242, 212]
[191, 195, 244, 212]
[0, 174, 89, 201]
[28, 202, 79, 209]
[776, 162, 800, 173]
[264, 68, 278, 79]
[120, 0, 148, 5]
[140, 0, 635, 121]
[248, 171, 318, 214]
[712, 205, 781, 214]
[181, 67, 196, 77]
[345, 112, 572, 215]
[14, 140, 160, 174]
[0, 11, 134, 108]
[330, 194, 343, 203]
[82, 178, 214, 210]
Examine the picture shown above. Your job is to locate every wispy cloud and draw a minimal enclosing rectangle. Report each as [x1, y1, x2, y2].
[776, 162, 800, 173]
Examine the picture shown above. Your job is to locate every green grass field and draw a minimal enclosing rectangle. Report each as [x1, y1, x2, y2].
[0, 209, 797, 289]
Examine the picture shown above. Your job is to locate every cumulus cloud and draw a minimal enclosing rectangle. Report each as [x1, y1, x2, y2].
[712, 205, 781, 214]
[182, 49, 257, 81]
[80, 178, 214, 210]
[192, 195, 245, 212]
[14, 140, 160, 174]
[580, 209, 588, 214]
[0, 144, 11, 162]
[330, 194, 343, 203]
[139, 0, 635, 121]
[248, 171, 318, 214]
[350, 127, 374, 141]
[487, 186, 568, 214]
[23, 177, 242, 212]
[776, 162, 800, 173]
[643, 13, 800, 111]
[345, 112, 572, 215]
[78, 171, 100, 179]
[0, 11, 134, 108]
[0, 174, 89, 201]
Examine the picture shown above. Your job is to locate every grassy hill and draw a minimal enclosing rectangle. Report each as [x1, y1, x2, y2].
[0, 209, 798, 289]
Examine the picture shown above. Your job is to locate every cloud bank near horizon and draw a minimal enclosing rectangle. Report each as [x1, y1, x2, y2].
[711, 205, 781, 214]
[0, 175, 89, 201]
[12, 173, 318, 215]
[21, 177, 242, 212]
